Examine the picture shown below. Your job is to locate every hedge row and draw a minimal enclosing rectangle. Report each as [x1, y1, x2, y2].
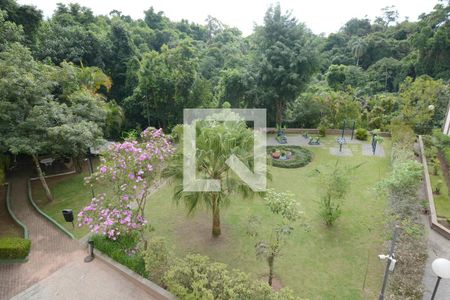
[0, 237, 31, 260]
[267, 146, 312, 168]
[91, 232, 147, 276]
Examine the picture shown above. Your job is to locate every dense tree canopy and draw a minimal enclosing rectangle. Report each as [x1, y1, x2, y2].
[2, 0, 450, 142]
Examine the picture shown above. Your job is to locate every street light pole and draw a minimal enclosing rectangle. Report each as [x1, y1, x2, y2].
[430, 258, 450, 300]
[379, 225, 399, 300]
[431, 277, 441, 300]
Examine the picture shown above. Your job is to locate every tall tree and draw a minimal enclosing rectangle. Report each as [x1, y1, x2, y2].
[254, 4, 319, 125]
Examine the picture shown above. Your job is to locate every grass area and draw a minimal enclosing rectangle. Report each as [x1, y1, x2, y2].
[32, 172, 93, 238]
[429, 163, 450, 220]
[30, 135, 392, 299]
[146, 135, 392, 299]
[0, 186, 23, 238]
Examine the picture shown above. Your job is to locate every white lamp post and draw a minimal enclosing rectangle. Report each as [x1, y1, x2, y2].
[431, 258, 450, 299]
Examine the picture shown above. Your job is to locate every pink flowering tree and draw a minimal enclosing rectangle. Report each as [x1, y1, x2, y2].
[78, 128, 173, 244]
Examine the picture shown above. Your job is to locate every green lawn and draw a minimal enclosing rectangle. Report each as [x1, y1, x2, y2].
[32, 170, 108, 239]
[31, 135, 392, 299]
[429, 166, 450, 219]
[146, 135, 392, 299]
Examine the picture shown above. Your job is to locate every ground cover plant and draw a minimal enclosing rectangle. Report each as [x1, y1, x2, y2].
[267, 146, 313, 168]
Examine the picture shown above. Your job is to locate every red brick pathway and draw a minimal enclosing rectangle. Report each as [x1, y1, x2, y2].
[0, 167, 84, 299]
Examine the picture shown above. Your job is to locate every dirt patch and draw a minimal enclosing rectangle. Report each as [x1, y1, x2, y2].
[174, 211, 231, 250]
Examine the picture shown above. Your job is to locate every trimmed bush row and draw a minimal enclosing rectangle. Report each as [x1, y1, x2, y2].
[267, 146, 312, 168]
[0, 237, 31, 260]
[91, 233, 147, 276]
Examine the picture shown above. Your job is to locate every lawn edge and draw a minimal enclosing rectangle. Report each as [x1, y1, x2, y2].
[27, 179, 75, 240]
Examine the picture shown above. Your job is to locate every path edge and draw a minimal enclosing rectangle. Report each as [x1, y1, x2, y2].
[93, 248, 178, 300]
[27, 179, 75, 240]
[0, 182, 30, 264]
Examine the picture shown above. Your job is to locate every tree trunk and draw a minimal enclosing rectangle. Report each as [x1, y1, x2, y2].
[275, 100, 283, 126]
[74, 157, 83, 173]
[32, 154, 53, 202]
[212, 195, 221, 237]
[268, 255, 274, 286]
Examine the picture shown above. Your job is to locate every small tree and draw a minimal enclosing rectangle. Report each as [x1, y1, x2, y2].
[435, 180, 443, 195]
[319, 163, 350, 226]
[78, 128, 173, 245]
[164, 111, 264, 237]
[255, 189, 301, 286]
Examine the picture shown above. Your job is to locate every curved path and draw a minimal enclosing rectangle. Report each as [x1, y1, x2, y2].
[0, 166, 156, 300]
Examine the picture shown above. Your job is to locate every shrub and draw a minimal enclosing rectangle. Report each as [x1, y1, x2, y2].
[434, 180, 442, 194]
[319, 166, 349, 226]
[91, 232, 147, 276]
[143, 237, 171, 287]
[165, 254, 301, 300]
[355, 128, 368, 140]
[432, 158, 440, 176]
[318, 125, 326, 137]
[267, 146, 312, 168]
[0, 237, 31, 260]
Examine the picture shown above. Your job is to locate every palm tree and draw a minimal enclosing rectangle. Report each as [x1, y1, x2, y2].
[350, 38, 366, 67]
[164, 116, 264, 237]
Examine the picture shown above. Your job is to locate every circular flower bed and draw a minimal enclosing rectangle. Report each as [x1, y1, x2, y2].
[267, 146, 313, 168]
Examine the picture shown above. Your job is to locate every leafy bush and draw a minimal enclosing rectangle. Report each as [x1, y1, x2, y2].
[319, 165, 349, 226]
[91, 232, 147, 276]
[0, 237, 31, 259]
[164, 254, 301, 300]
[355, 128, 368, 140]
[434, 180, 443, 194]
[143, 237, 171, 287]
[318, 125, 326, 137]
[267, 146, 312, 168]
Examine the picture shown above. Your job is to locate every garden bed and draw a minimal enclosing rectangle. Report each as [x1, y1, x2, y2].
[267, 146, 312, 168]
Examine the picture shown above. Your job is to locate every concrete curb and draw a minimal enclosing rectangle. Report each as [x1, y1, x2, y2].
[93, 248, 178, 300]
[418, 135, 450, 239]
[27, 179, 75, 240]
[29, 169, 76, 181]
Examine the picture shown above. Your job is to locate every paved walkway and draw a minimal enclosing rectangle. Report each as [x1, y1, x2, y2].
[420, 179, 450, 300]
[0, 166, 156, 300]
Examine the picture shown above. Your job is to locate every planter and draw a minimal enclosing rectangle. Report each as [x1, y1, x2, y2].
[272, 152, 281, 159]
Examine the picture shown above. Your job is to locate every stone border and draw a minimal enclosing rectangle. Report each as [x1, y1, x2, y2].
[418, 135, 450, 239]
[0, 183, 30, 264]
[265, 128, 391, 137]
[27, 179, 75, 240]
[93, 248, 178, 300]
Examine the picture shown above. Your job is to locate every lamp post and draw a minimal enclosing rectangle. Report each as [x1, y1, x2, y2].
[431, 258, 450, 300]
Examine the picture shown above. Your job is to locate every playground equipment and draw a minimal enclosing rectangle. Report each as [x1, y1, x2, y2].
[371, 129, 384, 155]
[337, 137, 346, 152]
[308, 137, 320, 145]
[340, 120, 356, 141]
[276, 124, 288, 144]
